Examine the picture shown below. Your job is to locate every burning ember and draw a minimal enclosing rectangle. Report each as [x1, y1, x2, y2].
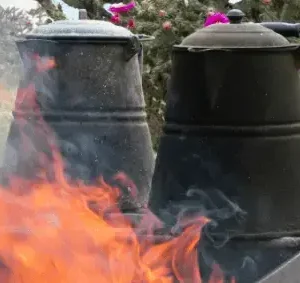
[0, 54, 234, 282]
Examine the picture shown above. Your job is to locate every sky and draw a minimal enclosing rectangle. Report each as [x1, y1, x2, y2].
[0, 0, 79, 19]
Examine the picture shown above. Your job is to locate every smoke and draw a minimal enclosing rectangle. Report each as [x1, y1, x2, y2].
[0, 6, 33, 89]
[0, 16, 290, 283]
[0, 6, 47, 168]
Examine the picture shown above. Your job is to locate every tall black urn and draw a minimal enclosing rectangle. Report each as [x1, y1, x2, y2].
[3, 20, 154, 210]
[150, 9, 300, 282]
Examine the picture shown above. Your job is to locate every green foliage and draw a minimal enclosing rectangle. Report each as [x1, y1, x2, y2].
[234, 0, 300, 22]
[35, 0, 66, 20]
[62, 0, 83, 7]
[63, 0, 113, 19]
[132, 0, 210, 147]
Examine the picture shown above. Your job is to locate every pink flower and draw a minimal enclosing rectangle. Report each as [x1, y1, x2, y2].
[162, 21, 172, 30]
[110, 14, 121, 24]
[109, 1, 135, 13]
[127, 18, 136, 29]
[204, 12, 230, 27]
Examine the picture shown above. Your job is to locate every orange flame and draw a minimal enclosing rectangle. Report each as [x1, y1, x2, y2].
[30, 53, 56, 73]
[0, 54, 235, 282]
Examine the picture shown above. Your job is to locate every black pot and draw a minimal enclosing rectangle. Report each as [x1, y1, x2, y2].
[3, 20, 155, 210]
[150, 10, 300, 236]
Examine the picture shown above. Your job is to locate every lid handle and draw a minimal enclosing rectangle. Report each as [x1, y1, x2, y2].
[79, 9, 88, 20]
[124, 36, 141, 61]
[227, 9, 245, 24]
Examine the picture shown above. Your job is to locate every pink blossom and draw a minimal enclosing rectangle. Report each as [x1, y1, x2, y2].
[204, 12, 230, 27]
[127, 18, 136, 29]
[109, 1, 136, 13]
[110, 14, 121, 24]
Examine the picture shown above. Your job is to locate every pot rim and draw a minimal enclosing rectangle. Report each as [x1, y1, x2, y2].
[173, 44, 300, 52]
[23, 34, 154, 44]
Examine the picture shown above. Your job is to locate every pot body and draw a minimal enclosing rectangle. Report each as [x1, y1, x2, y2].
[3, 38, 154, 210]
[150, 49, 300, 235]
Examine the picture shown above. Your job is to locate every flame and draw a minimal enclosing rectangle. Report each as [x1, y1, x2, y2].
[0, 53, 235, 282]
[30, 53, 56, 73]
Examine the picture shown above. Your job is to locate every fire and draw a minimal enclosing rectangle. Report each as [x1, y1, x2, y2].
[30, 53, 56, 73]
[0, 53, 234, 282]
[0, 174, 209, 283]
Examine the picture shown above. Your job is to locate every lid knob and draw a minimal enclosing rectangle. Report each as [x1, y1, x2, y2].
[79, 9, 88, 20]
[227, 9, 245, 24]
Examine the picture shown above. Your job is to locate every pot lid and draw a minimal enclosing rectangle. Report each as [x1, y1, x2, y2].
[26, 20, 133, 41]
[179, 9, 293, 49]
